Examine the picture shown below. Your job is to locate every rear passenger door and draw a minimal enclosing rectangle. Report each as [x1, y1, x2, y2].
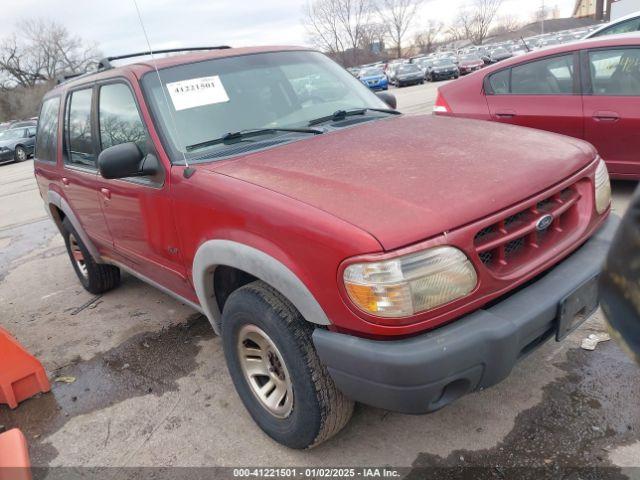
[582, 47, 640, 178]
[62, 87, 113, 248]
[485, 53, 584, 140]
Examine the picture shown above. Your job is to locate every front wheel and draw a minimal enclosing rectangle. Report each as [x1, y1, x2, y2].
[222, 281, 354, 449]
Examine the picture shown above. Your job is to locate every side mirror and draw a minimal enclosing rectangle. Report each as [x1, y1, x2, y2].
[98, 142, 158, 179]
[376, 91, 397, 110]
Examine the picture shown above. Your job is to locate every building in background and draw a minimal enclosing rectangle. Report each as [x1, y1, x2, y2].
[574, 0, 616, 20]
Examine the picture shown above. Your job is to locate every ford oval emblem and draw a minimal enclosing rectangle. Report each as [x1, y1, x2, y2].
[536, 214, 553, 231]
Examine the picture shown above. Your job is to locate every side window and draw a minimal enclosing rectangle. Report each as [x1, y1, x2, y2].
[98, 83, 149, 155]
[589, 48, 640, 95]
[511, 55, 574, 94]
[35, 97, 60, 163]
[593, 17, 640, 37]
[65, 88, 96, 168]
[488, 69, 510, 94]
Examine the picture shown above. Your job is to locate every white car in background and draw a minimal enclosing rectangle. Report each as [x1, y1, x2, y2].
[585, 10, 640, 38]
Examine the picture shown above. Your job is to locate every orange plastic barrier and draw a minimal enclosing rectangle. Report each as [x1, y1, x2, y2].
[0, 327, 50, 409]
[0, 429, 31, 480]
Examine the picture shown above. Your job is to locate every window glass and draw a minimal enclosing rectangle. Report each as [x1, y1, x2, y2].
[589, 49, 640, 95]
[594, 17, 640, 37]
[35, 97, 60, 163]
[27, 127, 36, 137]
[65, 89, 95, 168]
[511, 55, 574, 94]
[99, 83, 148, 154]
[488, 69, 510, 94]
[141, 51, 388, 161]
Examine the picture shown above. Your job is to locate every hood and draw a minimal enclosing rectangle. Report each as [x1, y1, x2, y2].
[0, 140, 17, 148]
[206, 115, 595, 251]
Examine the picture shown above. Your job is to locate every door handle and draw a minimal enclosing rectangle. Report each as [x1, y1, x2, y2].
[495, 110, 516, 118]
[62, 177, 70, 186]
[593, 111, 619, 122]
[100, 188, 111, 200]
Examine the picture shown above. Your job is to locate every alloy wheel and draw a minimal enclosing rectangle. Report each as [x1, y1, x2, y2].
[237, 324, 294, 418]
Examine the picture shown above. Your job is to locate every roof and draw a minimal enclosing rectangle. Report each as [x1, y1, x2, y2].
[50, 45, 311, 93]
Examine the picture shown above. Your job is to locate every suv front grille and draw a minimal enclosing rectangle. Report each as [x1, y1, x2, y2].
[473, 185, 581, 275]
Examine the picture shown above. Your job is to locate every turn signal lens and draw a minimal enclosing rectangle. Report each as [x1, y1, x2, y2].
[594, 159, 611, 214]
[343, 247, 477, 318]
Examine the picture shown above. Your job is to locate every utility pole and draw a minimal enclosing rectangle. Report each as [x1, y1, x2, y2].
[541, 0, 545, 35]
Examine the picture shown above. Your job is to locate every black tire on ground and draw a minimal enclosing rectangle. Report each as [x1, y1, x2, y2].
[221, 281, 354, 449]
[61, 217, 120, 294]
[14, 146, 27, 162]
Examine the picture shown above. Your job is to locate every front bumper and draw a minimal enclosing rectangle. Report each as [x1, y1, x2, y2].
[313, 215, 619, 414]
[431, 70, 457, 79]
[0, 149, 13, 161]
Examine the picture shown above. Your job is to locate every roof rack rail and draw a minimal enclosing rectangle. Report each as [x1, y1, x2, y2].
[55, 72, 83, 85]
[98, 46, 232, 70]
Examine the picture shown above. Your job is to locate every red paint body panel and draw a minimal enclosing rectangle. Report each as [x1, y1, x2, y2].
[436, 34, 640, 179]
[34, 46, 609, 338]
[207, 115, 596, 251]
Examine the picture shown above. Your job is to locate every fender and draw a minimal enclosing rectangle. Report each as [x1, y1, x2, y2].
[46, 190, 102, 262]
[193, 240, 331, 334]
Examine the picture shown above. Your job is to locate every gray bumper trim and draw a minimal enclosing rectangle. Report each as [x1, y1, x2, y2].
[313, 215, 620, 414]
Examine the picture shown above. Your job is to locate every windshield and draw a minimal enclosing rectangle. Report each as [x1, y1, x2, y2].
[0, 129, 24, 140]
[142, 50, 388, 163]
[433, 59, 454, 66]
[360, 68, 384, 77]
[398, 65, 420, 73]
[492, 48, 509, 55]
[460, 55, 481, 62]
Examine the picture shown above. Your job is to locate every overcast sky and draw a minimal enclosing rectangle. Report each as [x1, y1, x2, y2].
[5, 0, 576, 56]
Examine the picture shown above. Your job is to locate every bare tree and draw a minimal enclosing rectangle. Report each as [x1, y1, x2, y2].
[303, 0, 373, 65]
[491, 14, 523, 35]
[0, 18, 100, 89]
[455, 0, 503, 45]
[413, 20, 443, 54]
[376, 0, 423, 59]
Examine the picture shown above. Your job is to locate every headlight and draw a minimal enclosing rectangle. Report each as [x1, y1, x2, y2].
[594, 159, 611, 214]
[343, 246, 478, 318]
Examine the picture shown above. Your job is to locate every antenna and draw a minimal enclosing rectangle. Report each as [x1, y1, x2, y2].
[131, 0, 191, 170]
[520, 36, 531, 53]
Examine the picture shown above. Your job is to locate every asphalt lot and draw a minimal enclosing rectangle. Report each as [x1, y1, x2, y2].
[1, 80, 639, 475]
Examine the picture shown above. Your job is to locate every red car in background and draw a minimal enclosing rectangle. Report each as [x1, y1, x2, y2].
[434, 33, 640, 179]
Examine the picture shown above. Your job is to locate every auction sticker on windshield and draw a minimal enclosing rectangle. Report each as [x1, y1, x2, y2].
[166, 75, 229, 110]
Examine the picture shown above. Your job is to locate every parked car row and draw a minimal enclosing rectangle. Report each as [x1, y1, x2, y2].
[434, 33, 640, 179]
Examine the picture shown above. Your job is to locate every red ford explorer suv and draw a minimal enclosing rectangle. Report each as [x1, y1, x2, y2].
[434, 33, 640, 179]
[34, 46, 616, 449]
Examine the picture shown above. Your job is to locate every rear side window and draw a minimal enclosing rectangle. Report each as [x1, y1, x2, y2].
[488, 69, 510, 94]
[35, 97, 60, 163]
[65, 88, 96, 168]
[488, 54, 575, 95]
[589, 48, 640, 95]
[592, 17, 640, 37]
[98, 83, 149, 155]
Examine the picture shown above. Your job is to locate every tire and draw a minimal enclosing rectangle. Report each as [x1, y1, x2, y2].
[420, 79, 424, 85]
[14, 146, 27, 162]
[222, 281, 354, 449]
[61, 217, 120, 294]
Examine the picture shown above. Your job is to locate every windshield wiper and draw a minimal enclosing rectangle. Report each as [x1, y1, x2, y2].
[308, 108, 400, 127]
[185, 127, 324, 152]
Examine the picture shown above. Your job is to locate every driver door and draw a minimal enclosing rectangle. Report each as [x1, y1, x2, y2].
[95, 80, 192, 298]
